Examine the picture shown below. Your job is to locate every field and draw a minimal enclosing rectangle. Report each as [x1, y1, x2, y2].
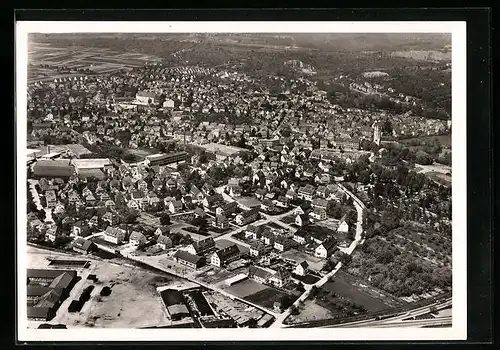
[224, 279, 268, 298]
[244, 287, 292, 310]
[286, 299, 333, 324]
[28, 42, 161, 82]
[26, 246, 180, 329]
[390, 50, 451, 62]
[321, 271, 392, 312]
[136, 212, 161, 229]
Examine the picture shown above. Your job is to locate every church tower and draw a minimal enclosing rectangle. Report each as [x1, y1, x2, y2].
[373, 122, 381, 146]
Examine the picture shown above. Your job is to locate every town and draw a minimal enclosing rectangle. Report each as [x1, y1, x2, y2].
[25, 33, 453, 329]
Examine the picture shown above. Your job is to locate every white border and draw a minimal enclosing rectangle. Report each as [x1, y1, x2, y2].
[16, 21, 467, 342]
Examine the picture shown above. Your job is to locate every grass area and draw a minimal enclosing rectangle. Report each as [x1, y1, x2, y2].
[400, 134, 451, 148]
[244, 287, 291, 310]
[280, 215, 296, 225]
[286, 299, 333, 324]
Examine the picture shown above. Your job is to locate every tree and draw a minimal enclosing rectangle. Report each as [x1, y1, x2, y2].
[160, 213, 171, 226]
[280, 295, 293, 310]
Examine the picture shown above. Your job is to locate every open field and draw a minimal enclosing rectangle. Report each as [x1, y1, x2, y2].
[224, 279, 268, 298]
[286, 299, 333, 324]
[390, 50, 451, 62]
[26, 246, 180, 328]
[400, 134, 451, 148]
[322, 272, 392, 312]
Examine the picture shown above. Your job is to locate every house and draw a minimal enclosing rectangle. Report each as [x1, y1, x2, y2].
[210, 244, 240, 267]
[88, 215, 99, 228]
[316, 186, 328, 198]
[216, 201, 238, 216]
[255, 188, 267, 200]
[45, 190, 57, 208]
[249, 241, 267, 257]
[85, 194, 96, 206]
[71, 221, 89, 237]
[157, 235, 173, 250]
[190, 185, 205, 202]
[212, 215, 229, 230]
[155, 226, 170, 236]
[168, 200, 183, 214]
[293, 230, 307, 245]
[294, 261, 309, 276]
[261, 229, 275, 246]
[274, 237, 293, 252]
[245, 224, 264, 240]
[72, 238, 96, 254]
[248, 265, 272, 284]
[202, 194, 224, 209]
[268, 267, 291, 288]
[173, 250, 205, 269]
[295, 214, 309, 227]
[131, 191, 147, 207]
[297, 185, 315, 200]
[312, 198, 329, 211]
[235, 208, 259, 226]
[186, 237, 216, 255]
[102, 212, 118, 226]
[193, 207, 207, 218]
[228, 185, 242, 198]
[309, 208, 327, 221]
[337, 214, 349, 233]
[129, 231, 147, 246]
[127, 200, 141, 210]
[315, 238, 337, 259]
[104, 226, 126, 245]
[260, 198, 275, 212]
[45, 227, 58, 242]
[275, 196, 289, 208]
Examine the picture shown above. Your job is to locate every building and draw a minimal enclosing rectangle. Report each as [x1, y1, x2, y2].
[129, 231, 147, 246]
[145, 152, 189, 166]
[338, 214, 349, 233]
[245, 224, 264, 240]
[173, 250, 205, 269]
[293, 230, 307, 245]
[268, 267, 291, 288]
[315, 238, 337, 259]
[32, 159, 75, 179]
[157, 235, 173, 250]
[295, 214, 309, 227]
[155, 226, 170, 236]
[274, 237, 294, 252]
[186, 237, 216, 256]
[27, 269, 78, 321]
[211, 215, 229, 230]
[72, 238, 96, 254]
[168, 200, 183, 214]
[136, 91, 160, 105]
[312, 198, 329, 211]
[45, 190, 57, 208]
[235, 208, 259, 226]
[294, 261, 309, 276]
[248, 265, 272, 284]
[216, 201, 238, 216]
[309, 208, 327, 221]
[159, 289, 190, 321]
[297, 185, 315, 201]
[249, 241, 268, 257]
[104, 226, 126, 245]
[210, 244, 240, 267]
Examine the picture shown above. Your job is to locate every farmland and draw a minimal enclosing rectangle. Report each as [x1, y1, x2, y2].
[244, 287, 294, 310]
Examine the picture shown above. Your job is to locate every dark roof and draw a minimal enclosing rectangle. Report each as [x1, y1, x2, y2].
[28, 269, 77, 281]
[319, 238, 337, 251]
[299, 261, 309, 268]
[27, 307, 51, 319]
[174, 250, 204, 264]
[249, 266, 271, 280]
[214, 244, 240, 260]
[72, 238, 93, 251]
[159, 289, 185, 306]
[190, 237, 215, 254]
[49, 272, 77, 290]
[240, 208, 259, 219]
[78, 168, 105, 180]
[33, 159, 74, 178]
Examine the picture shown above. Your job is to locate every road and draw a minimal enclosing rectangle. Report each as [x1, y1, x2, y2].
[271, 183, 366, 328]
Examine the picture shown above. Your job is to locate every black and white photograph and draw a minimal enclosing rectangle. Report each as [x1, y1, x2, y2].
[16, 21, 467, 341]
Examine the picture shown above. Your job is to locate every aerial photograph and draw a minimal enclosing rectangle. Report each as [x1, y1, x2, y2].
[23, 31, 453, 331]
